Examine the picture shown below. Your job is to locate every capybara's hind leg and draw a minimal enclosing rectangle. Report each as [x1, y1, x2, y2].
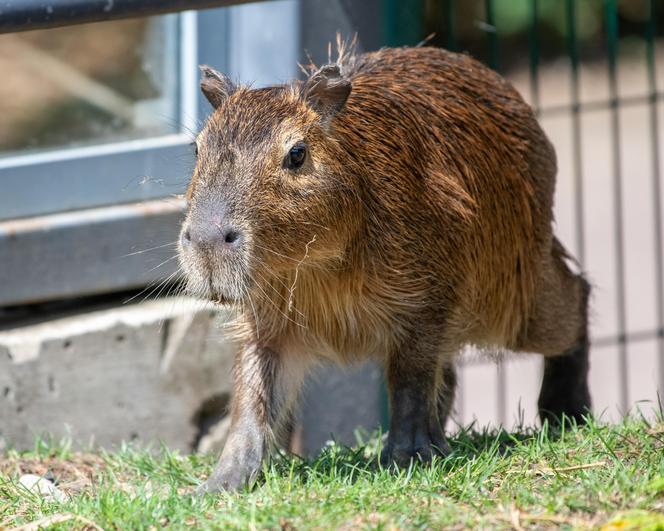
[516, 239, 592, 425]
[538, 332, 591, 425]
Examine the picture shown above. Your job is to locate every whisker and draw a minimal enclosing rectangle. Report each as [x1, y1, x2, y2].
[262, 219, 331, 232]
[123, 276, 167, 305]
[249, 256, 291, 291]
[121, 241, 178, 258]
[144, 254, 180, 274]
[253, 269, 306, 320]
[250, 275, 307, 329]
[253, 243, 303, 263]
[138, 270, 181, 304]
[244, 284, 260, 339]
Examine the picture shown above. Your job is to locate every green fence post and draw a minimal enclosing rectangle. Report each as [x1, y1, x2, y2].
[645, 0, 664, 395]
[485, 0, 498, 71]
[443, 0, 457, 51]
[566, 0, 585, 268]
[529, 0, 541, 112]
[383, 0, 423, 47]
[605, 0, 629, 412]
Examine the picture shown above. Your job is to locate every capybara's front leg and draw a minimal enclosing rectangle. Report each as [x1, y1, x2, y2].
[197, 344, 305, 494]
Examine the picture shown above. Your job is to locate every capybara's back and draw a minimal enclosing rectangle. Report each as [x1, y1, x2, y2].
[179, 45, 591, 493]
[337, 47, 562, 348]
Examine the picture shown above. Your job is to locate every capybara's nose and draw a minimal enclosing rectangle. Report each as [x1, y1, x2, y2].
[182, 221, 244, 251]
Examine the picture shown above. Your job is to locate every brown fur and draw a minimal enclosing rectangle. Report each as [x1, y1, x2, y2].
[180, 45, 591, 493]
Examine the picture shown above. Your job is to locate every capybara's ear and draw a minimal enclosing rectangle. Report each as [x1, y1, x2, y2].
[302, 64, 351, 119]
[199, 65, 236, 108]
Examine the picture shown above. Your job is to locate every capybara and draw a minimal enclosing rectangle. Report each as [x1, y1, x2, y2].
[179, 44, 591, 493]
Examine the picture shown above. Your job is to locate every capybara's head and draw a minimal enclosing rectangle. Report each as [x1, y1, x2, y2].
[179, 65, 358, 303]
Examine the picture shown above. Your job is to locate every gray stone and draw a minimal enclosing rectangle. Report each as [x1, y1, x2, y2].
[0, 298, 236, 452]
[197, 415, 231, 455]
[18, 474, 66, 503]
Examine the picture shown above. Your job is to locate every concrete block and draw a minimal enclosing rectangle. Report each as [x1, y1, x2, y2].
[0, 298, 236, 452]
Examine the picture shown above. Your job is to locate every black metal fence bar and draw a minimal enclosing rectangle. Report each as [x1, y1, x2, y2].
[484, 0, 498, 71]
[0, 0, 267, 34]
[645, 0, 664, 398]
[605, 0, 629, 412]
[539, 93, 664, 117]
[483, 0, 508, 425]
[566, 0, 585, 268]
[442, 0, 457, 53]
[593, 327, 664, 349]
[528, 0, 540, 114]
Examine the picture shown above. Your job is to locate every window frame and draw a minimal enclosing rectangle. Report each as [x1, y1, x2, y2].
[0, 1, 299, 307]
[0, 11, 202, 221]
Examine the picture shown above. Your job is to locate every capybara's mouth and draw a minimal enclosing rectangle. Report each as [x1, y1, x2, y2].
[210, 292, 237, 306]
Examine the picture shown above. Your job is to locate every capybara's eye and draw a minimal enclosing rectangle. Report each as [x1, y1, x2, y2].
[285, 144, 306, 170]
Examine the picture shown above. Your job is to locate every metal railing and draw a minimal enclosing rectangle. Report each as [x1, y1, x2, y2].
[0, 0, 266, 33]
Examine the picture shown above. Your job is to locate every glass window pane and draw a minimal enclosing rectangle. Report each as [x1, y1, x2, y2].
[0, 16, 180, 157]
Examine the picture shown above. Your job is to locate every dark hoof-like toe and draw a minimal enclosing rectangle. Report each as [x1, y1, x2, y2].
[194, 482, 214, 497]
[539, 404, 591, 427]
[538, 381, 591, 427]
[539, 343, 591, 427]
[379, 438, 450, 468]
[195, 478, 229, 496]
[195, 468, 250, 495]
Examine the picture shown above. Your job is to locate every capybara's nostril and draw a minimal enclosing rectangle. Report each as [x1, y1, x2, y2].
[182, 229, 192, 244]
[223, 229, 240, 245]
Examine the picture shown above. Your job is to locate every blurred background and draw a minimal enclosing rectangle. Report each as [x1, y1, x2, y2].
[0, 0, 662, 457]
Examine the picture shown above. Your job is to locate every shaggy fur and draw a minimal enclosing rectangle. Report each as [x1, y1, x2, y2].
[179, 45, 591, 493]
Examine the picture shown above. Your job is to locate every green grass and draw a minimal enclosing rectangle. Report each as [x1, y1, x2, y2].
[1, 415, 663, 530]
